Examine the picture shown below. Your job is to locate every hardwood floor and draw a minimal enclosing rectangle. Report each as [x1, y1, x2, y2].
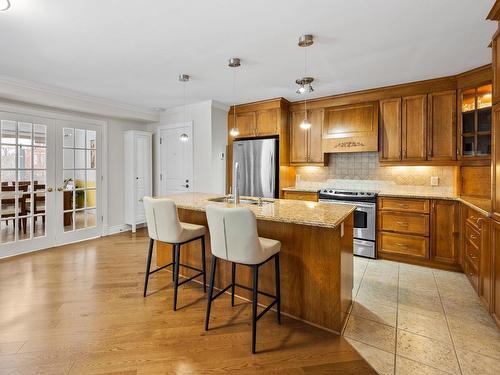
[0, 229, 376, 374]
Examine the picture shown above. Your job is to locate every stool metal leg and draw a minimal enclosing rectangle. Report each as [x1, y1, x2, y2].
[171, 245, 175, 282]
[143, 238, 154, 297]
[205, 255, 217, 331]
[251, 264, 259, 354]
[275, 254, 281, 324]
[173, 243, 180, 311]
[231, 262, 236, 307]
[201, 236, 207, 293]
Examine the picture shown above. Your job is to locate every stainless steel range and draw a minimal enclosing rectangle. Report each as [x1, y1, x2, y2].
[319, 189, 378, 259]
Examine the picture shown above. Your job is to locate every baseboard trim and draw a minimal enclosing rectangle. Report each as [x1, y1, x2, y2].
[104, 223, 146, 236]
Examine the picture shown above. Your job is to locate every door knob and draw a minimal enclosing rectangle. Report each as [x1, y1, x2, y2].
[47, 187, 53, 192]
[181, 184, 189, 188]
[57, 187, 64, 192]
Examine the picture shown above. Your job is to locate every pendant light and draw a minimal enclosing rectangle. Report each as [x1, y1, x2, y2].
[179, 74, 189, 142]
[297, 35, 314, 130]
[0, 0, 10, 11]
[229, 57, 241, 137]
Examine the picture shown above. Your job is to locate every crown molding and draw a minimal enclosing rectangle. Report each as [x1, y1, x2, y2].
[0, 75, 160, 123]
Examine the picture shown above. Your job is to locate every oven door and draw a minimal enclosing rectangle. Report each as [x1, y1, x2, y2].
[319, 199, 376, 241]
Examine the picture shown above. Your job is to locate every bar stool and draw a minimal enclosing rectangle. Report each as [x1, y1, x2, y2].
[142, 197, 207, 311]
[204, 205, 281, 354]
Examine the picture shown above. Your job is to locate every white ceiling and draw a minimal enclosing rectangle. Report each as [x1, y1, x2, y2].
[0, 0, 496, 110]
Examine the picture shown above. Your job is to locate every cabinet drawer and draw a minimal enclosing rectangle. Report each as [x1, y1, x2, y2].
[379, 197, 430, 213]
[379, 231, 429, 259]
[378, 211, 429, 236]
[283, 191, 318, 202]
[465, 222, 481, 249]
[464, 257, 479, 292]
[464, 206, 485, 231]
[464, 238, 480, 270]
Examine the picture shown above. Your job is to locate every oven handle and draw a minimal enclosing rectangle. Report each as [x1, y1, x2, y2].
[319, 199, 375, 209]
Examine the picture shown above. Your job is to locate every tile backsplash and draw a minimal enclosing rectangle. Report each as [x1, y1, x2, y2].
[295, 152, 455, 189]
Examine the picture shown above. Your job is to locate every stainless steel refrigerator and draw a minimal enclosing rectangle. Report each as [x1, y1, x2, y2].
[232, 138, 279, 198]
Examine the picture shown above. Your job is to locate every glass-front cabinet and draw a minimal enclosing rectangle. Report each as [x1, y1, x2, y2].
[459, 83, 492, 159]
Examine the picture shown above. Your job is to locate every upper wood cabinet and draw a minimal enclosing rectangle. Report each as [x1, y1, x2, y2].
[402, 95, 427, 161]
[494, 103, 500, 222]
[322, 102, 378, 153]
[256, 109, 278, 136]
[430, 200, 459, 264]
[233, 112, 256, 137]
[290, 109, 325, 165]
[428, 90, 457, 161]
[379, 91, 457, 163]
[380, 98, 402, 161]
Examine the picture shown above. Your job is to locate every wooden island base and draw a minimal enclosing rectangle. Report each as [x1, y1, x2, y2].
[157, 208, 354, 333]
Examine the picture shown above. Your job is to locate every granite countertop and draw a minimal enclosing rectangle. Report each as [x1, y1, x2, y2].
[158, 192, 355, 229]
[282, 187, 492, 217]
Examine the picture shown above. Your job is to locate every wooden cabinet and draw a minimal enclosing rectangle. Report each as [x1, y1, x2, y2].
[492, 218, 500, 327]
[428, 90, 457, 161]
[462, 205, 492, 310]
[234, 112, 256, 137]
[282, 190, 319, 202]
[256, 109, 278, 136]
[322, 102, 378, 153]
[379, 91, 457, 163]
[430, 200, 459, 264]
[402, 95, 427, 161]
[378, 197, 461, 269]
[378, 197, 430, 260]
[290, 109, 325, 165]
[380, 98, 402, 161]
[493, 104, 500, 221]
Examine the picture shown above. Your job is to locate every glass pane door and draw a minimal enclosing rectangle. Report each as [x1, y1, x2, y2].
[0, 112, 55, 257]
[55, 120, 101, 244]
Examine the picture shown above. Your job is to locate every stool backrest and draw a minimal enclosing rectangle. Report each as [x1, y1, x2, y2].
[205, 205, 261, 264]
[143, 197, 183, 243]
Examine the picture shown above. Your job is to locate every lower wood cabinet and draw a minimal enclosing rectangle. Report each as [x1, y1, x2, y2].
[378, 197, 460, 269]
[462, 205, 492, 310]
[282, 190, 318, 202]
[430, 200, 460, 264]
[492, 218, 500, 327]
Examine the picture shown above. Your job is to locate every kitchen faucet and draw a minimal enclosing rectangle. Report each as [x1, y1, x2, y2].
[232, 161, 240, 204]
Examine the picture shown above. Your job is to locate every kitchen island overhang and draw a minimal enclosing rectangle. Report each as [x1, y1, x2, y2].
[154, 193, 355, 333]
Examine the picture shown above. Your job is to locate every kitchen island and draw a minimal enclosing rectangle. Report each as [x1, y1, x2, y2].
[155, 193, 355, 333]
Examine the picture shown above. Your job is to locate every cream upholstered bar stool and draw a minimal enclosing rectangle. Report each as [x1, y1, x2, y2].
[204, 205, 281, 354]
[143, 197, 207, 310]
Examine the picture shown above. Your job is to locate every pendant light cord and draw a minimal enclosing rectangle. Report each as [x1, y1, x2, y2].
[183, 78, 187, 124]
[304, 45, 308, 122]
[233, 68, 237, 128]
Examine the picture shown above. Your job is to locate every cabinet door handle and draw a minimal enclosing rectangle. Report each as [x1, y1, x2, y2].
[470, 234, 477, 240]
[395, 243, 408, 247]
[398, 204, 409, 208]
[396, 221, 409, 227]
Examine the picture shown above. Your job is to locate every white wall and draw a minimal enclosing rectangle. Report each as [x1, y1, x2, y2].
[148, 100, 228, 195]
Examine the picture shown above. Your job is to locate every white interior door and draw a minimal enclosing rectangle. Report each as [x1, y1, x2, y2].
[160, 123, 193, 195]
[0, 112, 55, 257]
[55, 120, 102, 245]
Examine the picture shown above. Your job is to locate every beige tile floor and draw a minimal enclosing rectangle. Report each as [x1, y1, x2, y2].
[343, 257, 500, 375]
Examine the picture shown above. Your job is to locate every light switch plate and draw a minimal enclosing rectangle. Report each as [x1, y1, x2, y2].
[430, 176, 439, 186]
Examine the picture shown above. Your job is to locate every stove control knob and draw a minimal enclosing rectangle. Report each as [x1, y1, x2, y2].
[329, 190, 333, 193]
[360, 192, 365, 195]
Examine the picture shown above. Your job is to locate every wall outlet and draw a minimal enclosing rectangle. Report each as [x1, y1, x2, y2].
[430, 176, 439, 186]
[218, 152, 225, 161]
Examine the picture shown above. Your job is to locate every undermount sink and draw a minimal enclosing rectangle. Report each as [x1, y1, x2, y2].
[208, 197, 271, 205]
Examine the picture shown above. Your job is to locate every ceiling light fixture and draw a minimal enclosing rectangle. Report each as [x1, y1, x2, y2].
[179, 73, 190, 142]
[229, 57, 241, 137]
[297, 34, 314, 130]
[0, 0, 10, 11]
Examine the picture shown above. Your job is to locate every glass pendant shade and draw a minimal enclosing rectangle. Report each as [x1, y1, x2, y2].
[300, 119, 311, 130]
[230, 127, 240, 137]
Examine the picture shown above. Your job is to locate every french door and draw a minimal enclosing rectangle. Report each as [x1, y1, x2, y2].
[0, 111, 102, 257]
